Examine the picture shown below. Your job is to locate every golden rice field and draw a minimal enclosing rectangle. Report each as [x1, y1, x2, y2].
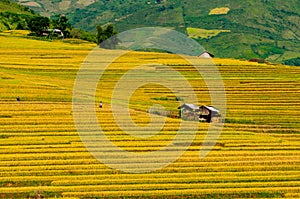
[0, 31, 299, 198]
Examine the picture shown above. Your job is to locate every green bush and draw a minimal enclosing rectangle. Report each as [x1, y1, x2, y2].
[283, 57, 300, 66]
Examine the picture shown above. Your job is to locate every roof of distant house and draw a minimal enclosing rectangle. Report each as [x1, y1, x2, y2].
[199, 51, 215, 58]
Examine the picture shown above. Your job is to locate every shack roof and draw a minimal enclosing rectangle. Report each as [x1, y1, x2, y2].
[201, 105, 220, 113]
[178, 103, 199, 111]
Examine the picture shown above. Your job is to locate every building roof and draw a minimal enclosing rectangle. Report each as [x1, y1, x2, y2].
[201, 105, 220, 113]
[178, 103, 199, 111]
[198, 51, 215, 58]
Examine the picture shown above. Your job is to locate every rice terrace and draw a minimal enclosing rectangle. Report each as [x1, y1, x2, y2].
[0, 28, 299, 198]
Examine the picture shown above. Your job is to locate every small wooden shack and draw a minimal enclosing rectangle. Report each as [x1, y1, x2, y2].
[199, 105, 221, 123]
[178, 103, 199, 121]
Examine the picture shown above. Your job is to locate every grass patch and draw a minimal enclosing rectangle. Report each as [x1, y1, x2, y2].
[187, 27, 230, 39]
[209, 7, 230, 15]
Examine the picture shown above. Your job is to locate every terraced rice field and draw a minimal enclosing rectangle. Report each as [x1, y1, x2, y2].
[0, 32, 299, 198]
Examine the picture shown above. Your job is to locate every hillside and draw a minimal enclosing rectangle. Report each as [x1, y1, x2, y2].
[0, 0, 34, 31]
[0, 32, 299, 198]
[13, 0, 300, 64]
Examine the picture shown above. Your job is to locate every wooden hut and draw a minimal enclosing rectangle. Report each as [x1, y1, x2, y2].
[199, 105, 221, 123]
[178, 103, 199, 121]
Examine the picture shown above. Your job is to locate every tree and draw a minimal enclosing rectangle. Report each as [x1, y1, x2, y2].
[15, 22, 25, 30]
[52, 14, 71, 38]
[96, 24, 118, 48]
[27, 16, 49, 35]
[104, 24, 115, 37]
[96, 25, 106, 45]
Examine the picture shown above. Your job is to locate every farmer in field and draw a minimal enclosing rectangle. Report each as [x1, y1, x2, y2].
[16, 96, 20, 101]
[99, 101, 103, 108]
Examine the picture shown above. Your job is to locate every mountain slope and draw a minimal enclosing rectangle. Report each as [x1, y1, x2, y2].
[13, 0, 300, 64]
[182, 0, 300, 63]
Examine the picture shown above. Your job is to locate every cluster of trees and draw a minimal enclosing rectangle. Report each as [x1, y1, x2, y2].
[27, 16, 50, 36]
[27, 14, 118, 46]
[0, 0, 118, 46]
[27, 14, 71, 38]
